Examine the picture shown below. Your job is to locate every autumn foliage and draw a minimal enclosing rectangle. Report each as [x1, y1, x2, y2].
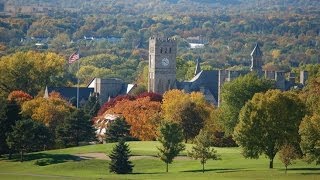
[106, 97, 161, 140]
[97, 92, 162, 116]
[7, 90, 33, 105]
[97, 95, 136, 116]
[21, 92, 75, 126]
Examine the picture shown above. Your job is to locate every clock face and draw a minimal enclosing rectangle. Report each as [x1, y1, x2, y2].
[161, 58, 170, 66]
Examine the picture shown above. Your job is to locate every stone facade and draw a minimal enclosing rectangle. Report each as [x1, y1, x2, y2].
[148, 37, 177, 94]
[148, 37, 308, 106]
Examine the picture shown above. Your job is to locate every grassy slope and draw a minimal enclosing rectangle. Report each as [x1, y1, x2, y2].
[0, 141, 319, 180]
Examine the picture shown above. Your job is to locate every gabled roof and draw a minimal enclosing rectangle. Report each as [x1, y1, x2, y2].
[47, 87, 94, 102]
[195, 57, 202, 75]
[250, 43, 263, 57]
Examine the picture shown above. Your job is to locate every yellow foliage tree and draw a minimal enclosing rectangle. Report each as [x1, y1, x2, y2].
[21, 93, 74, 126]
[162, 90, 216, 142]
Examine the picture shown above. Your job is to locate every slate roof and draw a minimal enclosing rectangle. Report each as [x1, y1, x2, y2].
[47, 87, 94, 102]
[250, 43, 263, 57]
[178, 70, 219, 105]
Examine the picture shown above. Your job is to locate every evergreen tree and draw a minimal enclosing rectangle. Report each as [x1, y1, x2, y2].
[108, 140, 134, 174]
[105, 117, 132, 143]
[83, 94, 100, 118]
[0, 100, 21, 156]
[158, 122, 185, 172]
[188, 130, 220, 173]
[55, 109, 96, 147]
[6, 119, 50, 162]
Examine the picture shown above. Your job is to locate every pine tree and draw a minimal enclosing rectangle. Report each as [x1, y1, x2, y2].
[188, 130, 220, 173]
[105, 117, 132, 143]
[108, 140, 134, 174]
[158, 122, 185, 172]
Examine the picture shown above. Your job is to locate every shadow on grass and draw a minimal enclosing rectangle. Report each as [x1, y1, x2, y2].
[286, 167, 320, 175]
[182, 168, 245, 173]
[6, 153, 83, 166]
[131, 172, 163, 175]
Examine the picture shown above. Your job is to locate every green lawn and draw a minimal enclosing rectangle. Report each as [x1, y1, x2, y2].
[0, 141, 319, 179]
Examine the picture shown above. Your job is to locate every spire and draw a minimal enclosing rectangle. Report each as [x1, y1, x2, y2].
[250, 43, 263, 76]
[44, 86, 49, 99]
[250, 43, 263, 57]
[195, 57, 202, 75]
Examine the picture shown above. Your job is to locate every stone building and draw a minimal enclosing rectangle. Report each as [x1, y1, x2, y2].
[148, 37, 308, 106]
[148, 37, 177, 94]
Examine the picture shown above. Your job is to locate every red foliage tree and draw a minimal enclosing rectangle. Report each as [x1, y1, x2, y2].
[136, 92, 163, 102]
[97, 95, 136, 116]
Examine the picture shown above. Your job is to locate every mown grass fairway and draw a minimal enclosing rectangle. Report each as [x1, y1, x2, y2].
[0, 141, 319, 179]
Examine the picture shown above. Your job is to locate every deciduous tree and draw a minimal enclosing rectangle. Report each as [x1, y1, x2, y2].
[234, 90, 305, 169]
[278, 144, 299, 173]
[162, 90, 212, 142]
[220, 73, 274, 134]
[107, 97, 161, 140]
[0, 51, 66, 98]
[158, 122, 185, 172]
[299, 114, 320, 164]
[188, 130, 220, 173]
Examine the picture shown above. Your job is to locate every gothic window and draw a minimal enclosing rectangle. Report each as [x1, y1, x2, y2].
[165, 48, 167, 53]
[160, 48, 162, 53]
[169, 48, 171, 53]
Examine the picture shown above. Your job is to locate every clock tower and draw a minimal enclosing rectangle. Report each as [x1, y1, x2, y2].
[148, 37, 177, 94]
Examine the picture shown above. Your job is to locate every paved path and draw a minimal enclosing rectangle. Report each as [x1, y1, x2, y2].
[74, 153, 191, 160]
[0, 172, 74, 179]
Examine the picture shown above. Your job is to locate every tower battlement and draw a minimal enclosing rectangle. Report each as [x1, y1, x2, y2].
[149, 36, 176, 43]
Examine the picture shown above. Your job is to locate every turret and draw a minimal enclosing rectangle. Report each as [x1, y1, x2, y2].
[250, 43, 263, 76]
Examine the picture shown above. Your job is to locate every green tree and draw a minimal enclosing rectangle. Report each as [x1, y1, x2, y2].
[188, 130, 220, 173]
[234, 90, 306, 169]
[108, 140, 134, 174]
[0, 100, 21, 156]
[55, 109, 96, 147]
[220, 73, 275, 134]
[6, 119, 50, 162]
[299, 114, 320, 164]
[158, 122, 185, 172]
[105, 117, 132, 143]
[0, 51, 66, 98]
[83, 94, 100, 118]
[278, 144, 299, 173]
[179, 101, 204, 142]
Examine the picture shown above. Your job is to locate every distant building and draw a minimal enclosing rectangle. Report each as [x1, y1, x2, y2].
[147, 37, 308, 106]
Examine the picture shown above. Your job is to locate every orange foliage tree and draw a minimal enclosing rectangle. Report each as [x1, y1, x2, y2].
[106, 97, 161, 140]
[7, 90, 33, 105]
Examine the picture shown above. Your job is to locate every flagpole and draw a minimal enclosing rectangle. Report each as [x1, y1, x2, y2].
[76, 48, 80, 109]
[77, 59, 80, 108]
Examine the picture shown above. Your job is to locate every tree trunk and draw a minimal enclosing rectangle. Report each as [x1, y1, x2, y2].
[8, 149, 12, 160]
[285, 166, 287, 174]
[20, 150, 23, 162]
[202, 163, 204, 173]
[269, 158, 274, 169]
[166, 162, 168, 172]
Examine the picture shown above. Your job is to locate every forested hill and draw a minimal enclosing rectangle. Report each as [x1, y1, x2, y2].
[0, 0, 320, 88]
